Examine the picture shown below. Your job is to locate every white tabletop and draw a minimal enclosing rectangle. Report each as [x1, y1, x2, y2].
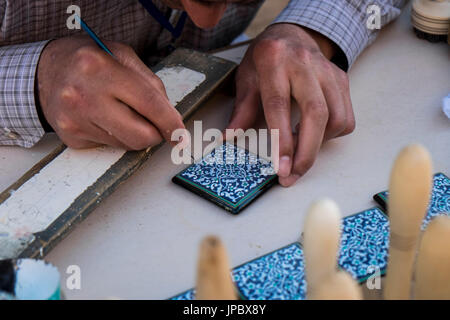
[1, 5, 449, 299]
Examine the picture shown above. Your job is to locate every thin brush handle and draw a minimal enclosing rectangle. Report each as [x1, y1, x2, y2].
[75, 14, 115, 58]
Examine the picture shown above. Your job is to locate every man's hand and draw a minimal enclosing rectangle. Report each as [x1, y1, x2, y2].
[37, 36, 185, 150]
[227, 24, 355, 187]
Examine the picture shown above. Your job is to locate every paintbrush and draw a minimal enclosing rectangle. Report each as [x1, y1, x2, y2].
[75, 15, 115, 58]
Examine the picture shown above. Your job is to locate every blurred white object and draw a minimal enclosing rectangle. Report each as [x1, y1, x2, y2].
[15, 259, 61, 300]
[443, 93, 450, 119]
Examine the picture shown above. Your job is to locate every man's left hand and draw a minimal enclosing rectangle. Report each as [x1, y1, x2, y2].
[227, 23, 355, 187]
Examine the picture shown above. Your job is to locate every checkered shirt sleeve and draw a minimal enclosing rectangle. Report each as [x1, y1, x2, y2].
[273, 0, 406, 70]
[0, 41, 50, 147]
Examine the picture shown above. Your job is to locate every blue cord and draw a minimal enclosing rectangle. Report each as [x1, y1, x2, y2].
[138, 0, 187, 40]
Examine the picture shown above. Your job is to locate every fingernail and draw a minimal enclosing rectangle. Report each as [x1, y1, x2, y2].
[278, 156, 291, 178]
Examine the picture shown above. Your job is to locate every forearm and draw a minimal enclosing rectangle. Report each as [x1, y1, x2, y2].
[0, 41, 50, 147]
[272, 0, 406, 70]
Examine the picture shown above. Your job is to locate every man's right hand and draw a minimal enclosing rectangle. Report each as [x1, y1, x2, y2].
[37, 36, 185, 150]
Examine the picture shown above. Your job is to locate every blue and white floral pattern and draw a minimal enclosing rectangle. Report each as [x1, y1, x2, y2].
[176, 143, 276, 206]
[232, 243, 306, 300]
[171, 289, 195, 300]
[338, 208, 390, 282]
[170, 172, 450, 299]
[170, 243, 306, 300]
[171, 208, 393, 299]
[376, 173, 450, 229]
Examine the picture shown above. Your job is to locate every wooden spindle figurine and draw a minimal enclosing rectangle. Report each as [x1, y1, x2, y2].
[414, 215, 450, 299]
[195, 236, 237, 300]
[384, 144, 433, 300]
[303, 199, 342, 297]
[309, 271, 362, 300]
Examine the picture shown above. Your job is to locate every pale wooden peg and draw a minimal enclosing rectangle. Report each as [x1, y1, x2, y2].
[303, 198, 341, 298]
[384, 144, 433, 300]
[414, 215, 450, 299]
[195, 236, 237, 300]
[309, 271, 362, 300]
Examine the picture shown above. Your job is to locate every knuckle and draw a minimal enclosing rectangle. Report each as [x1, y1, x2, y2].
[295, 47, 313, 64]
[304, 100, 328, 122]
[59, 85, 81, 105]
[56, 116, 80, 136]
[320, 59, 334, 73]
[143, 88, 163, 108]
[74, 46, 107, 75]
[253, 38, 286, 63]
[327, 114, 347, 135]
[265, 95, 289, 112]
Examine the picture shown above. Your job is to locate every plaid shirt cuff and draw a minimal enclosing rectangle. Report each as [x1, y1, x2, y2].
[0, 41, 50, 148]
[273, 0, 376, 70]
